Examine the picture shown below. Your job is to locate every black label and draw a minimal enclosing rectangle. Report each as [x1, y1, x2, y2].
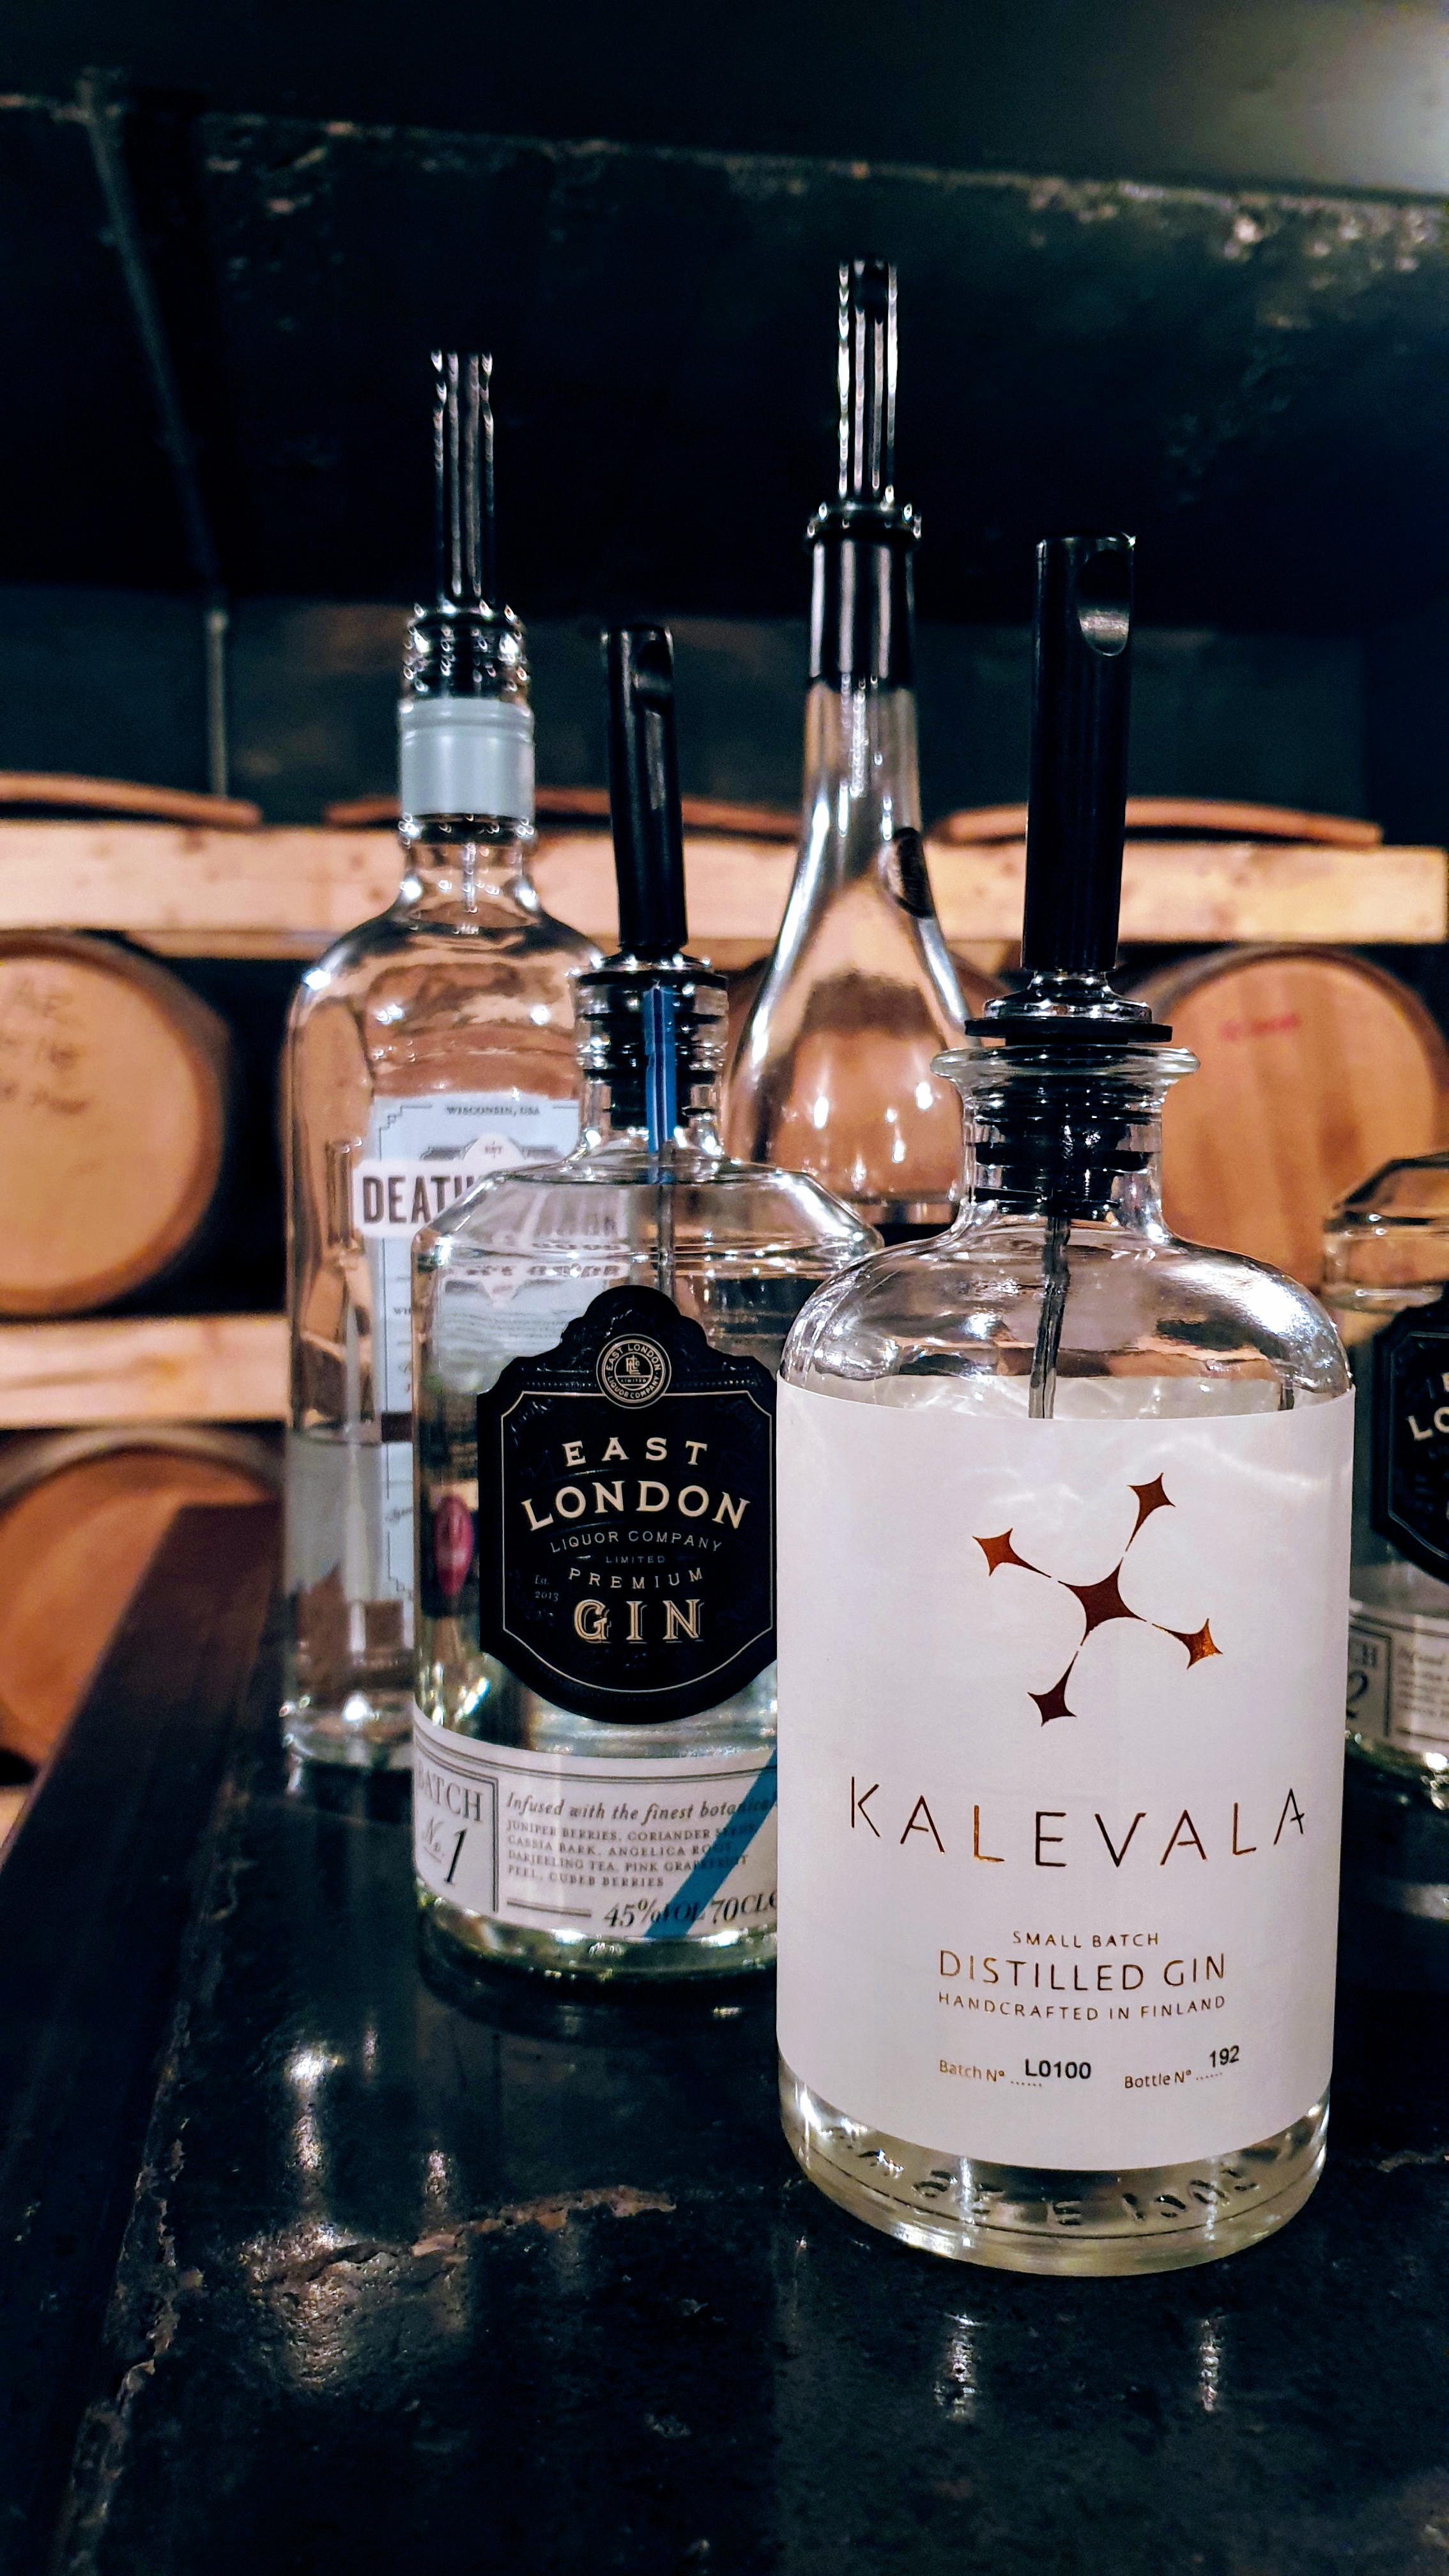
[1372, 1288, 1449, 1579]
[475, 1285, 776, 1724]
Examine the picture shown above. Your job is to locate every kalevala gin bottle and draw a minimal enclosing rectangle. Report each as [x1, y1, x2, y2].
[283, 352, 594, 1767]
[777, 535, 1354, 2273]
[723, 258, 967, 1232]
[411, 627, 877, 1979]
[1322, 1152, 1449, 1782]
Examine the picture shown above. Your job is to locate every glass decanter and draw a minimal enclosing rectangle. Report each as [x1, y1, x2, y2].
[723, 259, 965, 1231]
[776, 536, 1353, 2274]
[1323, 1151, 1449, 1782]
[412, 628, 877, 1981]
[284, 351, 594, 1768]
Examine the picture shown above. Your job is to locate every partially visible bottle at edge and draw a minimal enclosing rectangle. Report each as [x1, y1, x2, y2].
[723, 258, 967, 1234]
[1323, 1152, 1449, 1781]
[282, 352, 595, 1767]
[411, 627, 877, 1979]
[776, 534, 1354, 2274]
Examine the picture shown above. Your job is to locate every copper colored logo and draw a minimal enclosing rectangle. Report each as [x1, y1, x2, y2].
[975, 1475, 1220, 1724]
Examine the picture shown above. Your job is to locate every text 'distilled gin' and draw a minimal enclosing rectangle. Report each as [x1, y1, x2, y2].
[776, 535, 1353, 2273]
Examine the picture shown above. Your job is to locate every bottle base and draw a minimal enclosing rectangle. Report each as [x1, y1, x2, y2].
[282, 1687, 415, 1771]
[780, 2060, 1327, 2276]
[420, 1887, 775, 1984]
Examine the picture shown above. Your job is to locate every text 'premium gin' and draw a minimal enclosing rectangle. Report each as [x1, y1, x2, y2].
[283, 352, 594, 1766]
[412, 627, 877, 1979]
[777, 535, 1354, 2273]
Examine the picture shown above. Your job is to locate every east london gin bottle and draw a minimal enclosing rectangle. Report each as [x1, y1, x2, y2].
[1323, 1153, 1449, 1780]
[777, 535, 1354, 2273]
[412, 627, 876, 1977]
[284, 352, 594, 1766]
[723, 258, 966, 1231]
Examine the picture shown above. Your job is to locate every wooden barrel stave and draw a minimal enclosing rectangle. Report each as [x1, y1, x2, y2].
[0, 1429, 277, 1768]
[0, 932, 233, 1316]
[1130, 945, 1449, 1286]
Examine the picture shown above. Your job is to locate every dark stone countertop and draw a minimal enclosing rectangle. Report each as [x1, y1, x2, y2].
[7, 1508, 1449, 2575]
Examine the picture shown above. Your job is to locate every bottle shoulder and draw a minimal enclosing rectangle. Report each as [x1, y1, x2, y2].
[781, 1220, 1349, 1400]
[419, 1143, 880, 1268]
[289, 903, 595, 1016]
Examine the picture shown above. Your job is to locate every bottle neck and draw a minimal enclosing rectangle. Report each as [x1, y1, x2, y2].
[808, 528, 916, 689]
[942, 1048, 1195, 1234]
[798, 678, 923, 887]
[395, 813, 540, 924]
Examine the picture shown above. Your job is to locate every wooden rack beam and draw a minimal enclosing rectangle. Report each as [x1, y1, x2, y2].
[0, 820, 1443, 957]
[0, 1315, 288, 1427]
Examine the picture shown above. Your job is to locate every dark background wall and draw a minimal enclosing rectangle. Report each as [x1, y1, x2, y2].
[0, 587, 1369, 828]
[8, 0, 1449, 194]
[0, 1, 1445, 836]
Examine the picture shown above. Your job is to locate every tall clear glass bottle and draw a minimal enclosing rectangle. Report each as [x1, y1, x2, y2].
[284, 353, 595, 1768]
[1323, 1152, 1449, 1782]
[776, 536, 1354, 2274]
[723, 259, 966, 1232]
[412, 628, 877, 1979]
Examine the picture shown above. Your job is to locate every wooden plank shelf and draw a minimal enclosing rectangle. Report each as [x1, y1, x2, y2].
[0, 1315, 288, 1427]
[0, 809, 1442, 1427]
[0, 819, 1443, 958]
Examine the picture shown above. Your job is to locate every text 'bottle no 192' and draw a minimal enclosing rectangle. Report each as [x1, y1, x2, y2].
[776, 533, 1354, 2273]
[282, 352, 594, 1767]
[411, 626, 877, 1978]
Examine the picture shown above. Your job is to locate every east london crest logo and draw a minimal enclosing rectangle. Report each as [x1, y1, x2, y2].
[974, 1475, 1220, 1724]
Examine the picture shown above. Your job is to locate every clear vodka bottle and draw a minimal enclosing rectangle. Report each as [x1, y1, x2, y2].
[776, 537, 1353, 2273]
[1323, 1151, 1449, 1782]
[723, 260, 966, 1232]
[283, 353, 594, 1767]
[412, 629, 876, 1979]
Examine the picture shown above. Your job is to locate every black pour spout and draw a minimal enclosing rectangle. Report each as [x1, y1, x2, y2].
[433, 349, 497, 611]
[980, 532, 1165, 1045]
[808, 259, 919, 687]
[604, 627, 689, 960]
[590, 629, 725, 1152]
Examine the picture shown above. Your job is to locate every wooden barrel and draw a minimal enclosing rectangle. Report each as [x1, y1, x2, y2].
[0, 933, 233, 1315]
[0, 1430, 278, 1767]
[1130, 946, 1449, 1285]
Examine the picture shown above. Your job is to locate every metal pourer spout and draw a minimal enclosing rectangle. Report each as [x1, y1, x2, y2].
[433, 349, 497, 612]
[404, 349, 526, 705]
[808, 259, 920, 688]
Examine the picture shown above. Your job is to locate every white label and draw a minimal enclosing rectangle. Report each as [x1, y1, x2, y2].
[412, 1711, 776, 1942]
[1349, 1604, 1449, 1749]
[358, 1093, 579, 1414]
[776, 1384, 1353, 2171]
